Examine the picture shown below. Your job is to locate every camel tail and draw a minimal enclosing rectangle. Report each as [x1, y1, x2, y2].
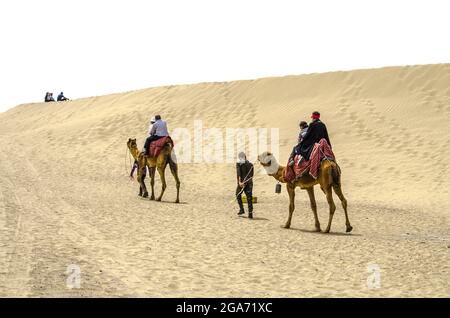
[331, 162, 341, 186]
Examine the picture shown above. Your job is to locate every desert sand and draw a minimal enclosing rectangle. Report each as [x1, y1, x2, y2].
[0, 64, 449, 297]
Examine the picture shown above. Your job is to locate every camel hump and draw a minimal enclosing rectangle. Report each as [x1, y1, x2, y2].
[161, 136, 174, 151]
[165, 136, 174, 146]
[286, 139, 337, 181]
[148, 136, 174, 158]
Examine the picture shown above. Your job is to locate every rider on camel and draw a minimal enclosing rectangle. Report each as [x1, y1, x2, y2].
[142, 115, 169, 156]
[298, 111, 331, 162]
[288, 121, 309, 166]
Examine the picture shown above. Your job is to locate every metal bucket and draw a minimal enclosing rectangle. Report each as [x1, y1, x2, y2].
[275, 183, 282, 194]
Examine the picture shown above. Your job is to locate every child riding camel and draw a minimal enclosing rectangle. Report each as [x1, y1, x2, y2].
[288, 121, 309, 166]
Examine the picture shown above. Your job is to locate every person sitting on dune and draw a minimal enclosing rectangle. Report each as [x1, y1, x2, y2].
[44, 92, 55, 102]
[142, 115, 169, 155]
[288, 121, 309, 166]
[57, 92, 69, 102]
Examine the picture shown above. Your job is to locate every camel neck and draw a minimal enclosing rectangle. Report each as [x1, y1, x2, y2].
[129, 147, 140, 160]
[271, 166, 286, 183]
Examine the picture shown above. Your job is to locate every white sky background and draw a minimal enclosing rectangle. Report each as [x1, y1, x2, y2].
[0, 0, 449, 112]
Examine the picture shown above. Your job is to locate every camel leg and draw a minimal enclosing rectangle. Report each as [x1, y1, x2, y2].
[284, 183, 296, 229]
[306, 187, 321, 232]
[333, 184, 353, 233]
[169, 160, 181, 203]
[149, 166, 156, 201]
[324, 187, 336, 233]
[156, 166, 167, 202]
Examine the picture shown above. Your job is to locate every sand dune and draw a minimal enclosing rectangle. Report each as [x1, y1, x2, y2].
[0, 64, 449, 297]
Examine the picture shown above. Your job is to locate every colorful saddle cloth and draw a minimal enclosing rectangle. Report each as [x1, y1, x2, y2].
[285, 138, 335, 182]
[148, 136, 174, 158]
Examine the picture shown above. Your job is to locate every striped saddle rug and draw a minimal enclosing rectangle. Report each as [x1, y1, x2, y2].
[285, 139, 335, 182]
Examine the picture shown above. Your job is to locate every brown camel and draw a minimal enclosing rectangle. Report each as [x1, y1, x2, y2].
[127, 138, 180, 203]
[257, 151, 352, 233]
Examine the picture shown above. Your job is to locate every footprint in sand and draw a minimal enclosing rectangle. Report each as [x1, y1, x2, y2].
[347, 111, 358, 121]
[444, 105, 450, 116]
[338, 104, 350, 113]
[369, 166, 378, 172]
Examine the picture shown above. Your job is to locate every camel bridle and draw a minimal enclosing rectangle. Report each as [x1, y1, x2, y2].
[259, 159, 272, 167]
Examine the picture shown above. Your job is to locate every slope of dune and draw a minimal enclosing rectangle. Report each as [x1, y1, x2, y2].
[0, 64, 449, 297]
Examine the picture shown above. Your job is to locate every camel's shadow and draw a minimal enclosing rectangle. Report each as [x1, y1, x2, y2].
[288, 227, 362, 237]
[139, 197, 188, 205]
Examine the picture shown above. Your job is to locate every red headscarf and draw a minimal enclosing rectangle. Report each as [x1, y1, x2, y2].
[311, 111, 320, 120]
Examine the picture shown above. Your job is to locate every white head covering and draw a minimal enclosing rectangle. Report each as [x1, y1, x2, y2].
[237, 152, 246, 164]
[150, 117, 156, 124]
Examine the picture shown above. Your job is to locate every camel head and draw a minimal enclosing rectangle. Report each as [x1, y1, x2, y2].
[257, 151, 280, 176]
[127, 138, 137, 150]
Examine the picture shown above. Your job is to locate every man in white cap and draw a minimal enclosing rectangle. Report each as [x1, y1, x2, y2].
[236, 152, 254, 218]
[147, 117, 156, 136]
[142, 115, 169, 155]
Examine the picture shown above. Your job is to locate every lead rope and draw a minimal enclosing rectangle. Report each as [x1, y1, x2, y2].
[125, 146, 133, 177]
[230, 165, 254, 203]
[125, 146, 129, 176]
[319, 145, 333, 162]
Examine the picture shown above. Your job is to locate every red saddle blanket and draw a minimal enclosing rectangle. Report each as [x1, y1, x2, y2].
[285, 139, 335, 182]
[148, 136, 174, 158]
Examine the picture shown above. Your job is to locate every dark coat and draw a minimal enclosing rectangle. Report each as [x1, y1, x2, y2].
[299, 119, 331, 160]
[236, 160, 254, 186]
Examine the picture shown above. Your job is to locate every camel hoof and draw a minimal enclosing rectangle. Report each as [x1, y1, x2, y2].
[283, 224, 291, 229]
[156, 198, 162, 202]
[324, 228, 331, 233]
[143, 192, 148, 198]
[315, 227, 321, 232]
[346, 225, 353, 233]
[175, 199, 180, 204]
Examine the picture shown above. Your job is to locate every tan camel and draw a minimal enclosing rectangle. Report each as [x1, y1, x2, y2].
[127, 138, 180, 203]
[258, 151, 352, 233]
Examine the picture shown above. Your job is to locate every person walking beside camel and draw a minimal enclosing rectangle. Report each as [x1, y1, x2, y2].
[236, 152, 254, 219]
[130, 159, 147, 197]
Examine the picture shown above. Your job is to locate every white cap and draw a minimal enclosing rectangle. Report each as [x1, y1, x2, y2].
[150, 117, 156, 123]
[237, 152, 246, 164]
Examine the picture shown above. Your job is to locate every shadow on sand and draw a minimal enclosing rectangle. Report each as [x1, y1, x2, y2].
[287, 227, 362, 237]
[138, 197, 188, 205]
[238, 216, 270, 221]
